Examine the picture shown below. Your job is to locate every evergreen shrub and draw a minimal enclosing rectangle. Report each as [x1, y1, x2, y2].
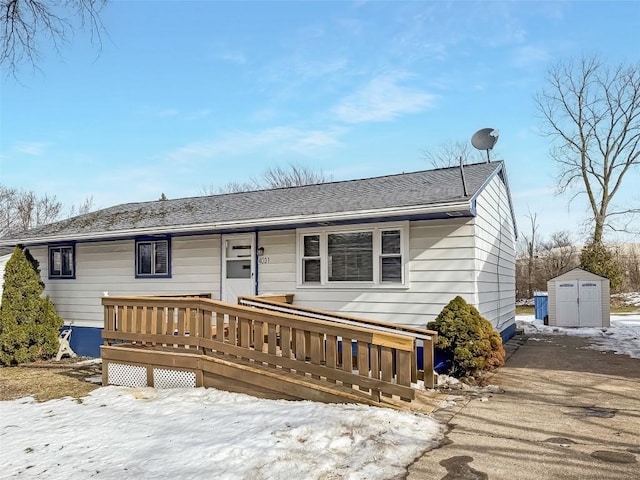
[427, 296, 505, 378]
[580, 242, 623, 292]
[0, 246, 63, 365]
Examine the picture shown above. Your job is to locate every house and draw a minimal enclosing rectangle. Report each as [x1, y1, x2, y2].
[0, 161, 517, 357]
[0, 247, 13, 306]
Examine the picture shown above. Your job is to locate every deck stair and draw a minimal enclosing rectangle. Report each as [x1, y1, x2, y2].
[101, 295, 438, 410]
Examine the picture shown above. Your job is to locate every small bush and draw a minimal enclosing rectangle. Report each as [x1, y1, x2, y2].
[427, 296, 505, 378]
[0, 246, 63, 365]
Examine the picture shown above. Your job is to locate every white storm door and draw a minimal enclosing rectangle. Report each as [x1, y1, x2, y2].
[579, 281, 601, 327]
[556, 281, 579, 327]
[222, 235, 255, 304]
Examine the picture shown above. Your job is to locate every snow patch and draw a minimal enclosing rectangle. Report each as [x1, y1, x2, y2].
[517, 315, 640, 359]
[0, 386, 444, 479]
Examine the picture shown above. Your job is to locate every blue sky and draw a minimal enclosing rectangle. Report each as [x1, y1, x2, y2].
[1, 1, 639, 243]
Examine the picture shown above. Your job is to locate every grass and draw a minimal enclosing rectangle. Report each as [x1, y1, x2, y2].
[0, 361, 101, 402]
[611, 305, 640, 314]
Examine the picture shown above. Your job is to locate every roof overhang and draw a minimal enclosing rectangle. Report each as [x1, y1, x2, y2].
[0, 200, 473, 246]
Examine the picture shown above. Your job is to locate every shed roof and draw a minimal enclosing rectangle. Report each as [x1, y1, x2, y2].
[549, 267, 609, 282]
[1, 161, 507, 245]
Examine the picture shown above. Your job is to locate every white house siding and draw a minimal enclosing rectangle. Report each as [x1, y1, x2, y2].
[472, 173, 516, 331]
[257, 218, 478, 328]
[0, 253, 11, 306]
[256, 230, 297, 294]
[29, 235, 221, 328]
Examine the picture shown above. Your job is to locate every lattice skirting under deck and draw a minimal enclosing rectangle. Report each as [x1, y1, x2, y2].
[106, 362, 196, 389]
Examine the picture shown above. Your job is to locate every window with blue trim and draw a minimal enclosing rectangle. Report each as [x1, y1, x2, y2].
[136, 239, 170, 277]
[49, 245, 74, 279]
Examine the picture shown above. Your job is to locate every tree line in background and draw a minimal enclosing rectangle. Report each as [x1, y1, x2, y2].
[0, 184, 93, 237]
[515, 222, 639, 299]
[200, 163, 332, 195]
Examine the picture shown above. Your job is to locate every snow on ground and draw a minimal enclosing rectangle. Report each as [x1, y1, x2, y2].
[0, 386, 443, 480]
[516, 314, 640, 359]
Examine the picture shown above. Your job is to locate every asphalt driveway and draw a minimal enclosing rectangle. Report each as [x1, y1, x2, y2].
[407, 332, 640, 480]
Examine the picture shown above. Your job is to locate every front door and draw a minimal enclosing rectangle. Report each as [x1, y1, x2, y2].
[556, 281, 579, 327]
[222, 234, 255, 304]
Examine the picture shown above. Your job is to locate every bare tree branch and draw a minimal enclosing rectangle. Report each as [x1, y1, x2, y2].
[203, 163, 332, 195]
[1, 0, 107, 75]
[0, 186, 63, 236]
[535, 55, 640, 242]
[424, 139, 485, 168]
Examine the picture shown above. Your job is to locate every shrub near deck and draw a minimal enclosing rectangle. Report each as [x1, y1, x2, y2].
[428, 296, 505, 377]
[0, 247, 63, 365]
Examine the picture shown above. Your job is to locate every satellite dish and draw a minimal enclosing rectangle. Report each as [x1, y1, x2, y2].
[471, 128, 499, 162]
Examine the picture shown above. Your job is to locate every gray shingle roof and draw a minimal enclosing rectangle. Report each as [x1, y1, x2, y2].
[2, 162, 503, 243]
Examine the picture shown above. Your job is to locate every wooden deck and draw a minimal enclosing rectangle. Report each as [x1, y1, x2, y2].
[101, 295, 437, 409]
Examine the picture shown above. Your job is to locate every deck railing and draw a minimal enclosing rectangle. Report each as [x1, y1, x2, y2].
[239, 295, 437, 388]
[102, 295, 420, 404]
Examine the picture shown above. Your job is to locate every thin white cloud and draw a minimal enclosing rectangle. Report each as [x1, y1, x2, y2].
[14, 142, 49, 156]
[183, 109, 211, 121]
[165, 126, 344, 165]
[217, 50, 247, 65]
[158, 109, 180, 118]
[333, 72, 437, 123]
[512, 45, 550, 69]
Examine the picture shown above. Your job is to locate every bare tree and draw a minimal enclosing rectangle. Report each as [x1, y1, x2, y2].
[259, 164, 331, 189]
[67, 195, 94, 217]
[1, 0, 107, 75]
[536, 56, 640, 243]
[0, 186, 62, 236]
[202, 163, 332, 195]
[518, 211, 540, 298]
[538, 231, 578, 280]
[424, 139, 485, 168]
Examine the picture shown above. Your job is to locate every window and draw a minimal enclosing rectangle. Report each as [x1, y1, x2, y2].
[298, 224, 406, 286]
[302, 234, 321, 283]
[380, 230, 402, 282]
[49, 245, 75, 279]
[328, 232, 373, 282]
[136, 238, 170, 277]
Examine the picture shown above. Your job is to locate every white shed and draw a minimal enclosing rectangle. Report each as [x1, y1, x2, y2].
[547, 268, 610, 328]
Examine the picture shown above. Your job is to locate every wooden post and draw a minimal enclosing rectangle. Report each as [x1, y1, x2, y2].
[102, 359, 109, 385]
[397, 350, 412, 401]
[422, 337, 435, 388]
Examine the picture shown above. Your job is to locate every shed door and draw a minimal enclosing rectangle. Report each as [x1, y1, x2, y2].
[556, 281, 579, 327]
[222, 235, 255, 304]
[579, 281, 602, 327]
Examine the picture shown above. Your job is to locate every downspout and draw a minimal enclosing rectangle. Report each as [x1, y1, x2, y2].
[254, 230, 259, 295]
[219, 236, 223, 300]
